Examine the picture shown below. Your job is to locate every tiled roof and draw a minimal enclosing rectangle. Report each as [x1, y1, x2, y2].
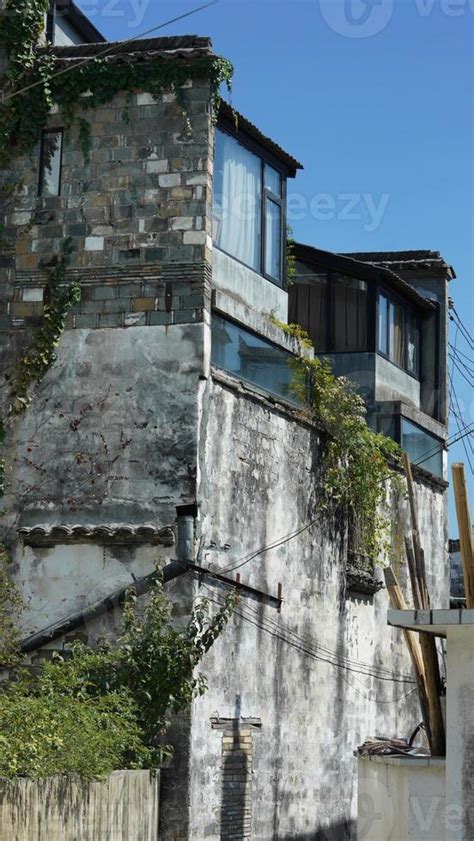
[343, 250, 456, 278]
[294, 243, 435, 312]
[51, 35, 213, 62]
[219, 102, 303, 176]
[19, 524, 175, 546]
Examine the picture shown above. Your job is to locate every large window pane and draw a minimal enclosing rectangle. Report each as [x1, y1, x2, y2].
[389, 299, 405, 367]
[38, 130, 62, 197]
[407, 312, 420, 376]
[334, 276, 368, 352]
[264, 198, 281, 281]
[212, 315, 299, 404]
[402, 418, 443, 478]
[288, 274, 328, 352]
[213, 129, 261, 272]
[264, 162, 281, 196]
[378, 293, 389, 355]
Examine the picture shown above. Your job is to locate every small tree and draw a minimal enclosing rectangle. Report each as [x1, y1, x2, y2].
[0, 572, 236, 779]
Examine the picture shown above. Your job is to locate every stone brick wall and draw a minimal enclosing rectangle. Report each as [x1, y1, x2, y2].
[0, 78, 213, 380]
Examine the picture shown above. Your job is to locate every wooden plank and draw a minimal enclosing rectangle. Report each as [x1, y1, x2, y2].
[384, 567, 431, 746]
[452, 462, 474, 608]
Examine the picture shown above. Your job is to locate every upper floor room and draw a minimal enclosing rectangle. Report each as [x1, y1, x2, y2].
[45, 1, 105, 46]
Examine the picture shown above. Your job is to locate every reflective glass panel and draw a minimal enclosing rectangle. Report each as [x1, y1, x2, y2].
[402, 418, 443, 478]
[38, 130, 62, 197]
[378, 293, 389, 355]
[407, 312, 420, 376]
[333, 276, 368, 352]
[264, 198, 282, 281]
[264, 162, 281, 196]
[212, 315, 300, 404]
[389, 299, 405, 367]
[213, 129, 261, 272]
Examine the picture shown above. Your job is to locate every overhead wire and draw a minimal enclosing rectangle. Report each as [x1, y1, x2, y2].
[199, 587, 418, 704]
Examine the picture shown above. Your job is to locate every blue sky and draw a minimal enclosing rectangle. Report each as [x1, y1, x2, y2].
[78, 0, 473, 534]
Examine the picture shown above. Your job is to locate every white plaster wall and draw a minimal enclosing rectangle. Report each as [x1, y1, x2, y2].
[186, 378, 448, 840]
[358, 757, 445, 841]
[54, 16, 88, 46]
[446, 626, 474, 841]
[15, 541, 170, 638]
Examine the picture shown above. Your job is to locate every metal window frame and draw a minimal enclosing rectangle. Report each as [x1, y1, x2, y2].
[214, 123, 288, 289]
[38, 128, 64, 198]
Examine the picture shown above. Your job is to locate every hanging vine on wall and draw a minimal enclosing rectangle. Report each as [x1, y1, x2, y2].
[7, 239, 81, 413]
[274, 321, 402, 560]
[0, 0, 234, 169]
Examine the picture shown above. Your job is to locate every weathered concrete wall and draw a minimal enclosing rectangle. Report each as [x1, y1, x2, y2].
[357, 756, 446, 841]
[212, 248, 288, 322]
[0, 770, 160, 841]
[181, 375, 448, 841]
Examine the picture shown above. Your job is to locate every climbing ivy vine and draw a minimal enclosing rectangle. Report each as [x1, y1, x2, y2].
[276, 321, 402, 560]
[0, 0, 233, 169]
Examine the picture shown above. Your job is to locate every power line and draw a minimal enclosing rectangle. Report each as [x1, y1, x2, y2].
[450, 309, 474, 350]
[1, 1, 219, 104]
[448, 354, 473, 389]
[449, 374, 474, 470]
[202, 589, 418, 702]
[219, 519, 319, 575]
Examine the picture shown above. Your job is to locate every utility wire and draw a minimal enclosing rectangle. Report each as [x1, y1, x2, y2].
[1, 1, 219, 104]
[448, 354, 474, 388]
[450, 309, 474, 349]
[202, 589, 418, 700]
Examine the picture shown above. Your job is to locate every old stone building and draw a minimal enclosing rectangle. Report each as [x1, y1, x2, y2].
[0, 13, 454, 841]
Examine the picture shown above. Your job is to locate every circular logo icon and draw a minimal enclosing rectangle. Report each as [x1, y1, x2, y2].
[319, 0, 394, 39]
[357, 774, 394, 840]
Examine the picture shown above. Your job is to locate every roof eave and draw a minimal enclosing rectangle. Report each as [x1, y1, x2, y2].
[294, 243, 436, 313]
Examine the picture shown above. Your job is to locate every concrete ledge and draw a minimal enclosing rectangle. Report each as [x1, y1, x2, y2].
[388, 608, 474, 637]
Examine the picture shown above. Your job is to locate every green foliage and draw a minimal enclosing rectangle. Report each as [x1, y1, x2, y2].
[8, 238, 81, 413]
[0, 573, 236, 779]
[0, 545, 22, 669]
[0, 0, 234, 169]
[285, 225, 296, 287]
[276, 321, 401, 559]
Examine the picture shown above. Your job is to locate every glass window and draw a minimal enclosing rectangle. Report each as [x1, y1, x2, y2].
[213, 129, 284, 285]
[407, 312, 420, 376]
[334, 276, 368, 352]
[378, 293, 389, 355]
[288, 273, 328, 353]
[264, 198, 281, 281]
[212, 315, 300, 404]
[402, 418, 443, 478]
[38, 130, 63, 197]
[213, 130, 261, 272]
[264, 162, 281, 196]
[389, 299, 405, 368]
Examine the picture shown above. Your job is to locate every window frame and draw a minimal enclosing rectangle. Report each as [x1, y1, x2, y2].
[213, 121, 288, 288]
[38, 128, 64, 198]
[376, 284, 421, 380]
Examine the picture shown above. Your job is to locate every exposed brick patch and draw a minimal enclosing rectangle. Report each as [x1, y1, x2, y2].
[220, 728, 254, 840]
